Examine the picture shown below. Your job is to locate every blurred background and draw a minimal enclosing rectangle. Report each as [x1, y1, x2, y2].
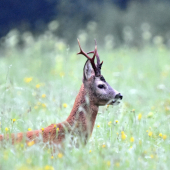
[0, 0, 170, 49]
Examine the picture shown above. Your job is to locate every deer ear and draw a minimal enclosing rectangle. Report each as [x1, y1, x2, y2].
[83, 60, 95, 82]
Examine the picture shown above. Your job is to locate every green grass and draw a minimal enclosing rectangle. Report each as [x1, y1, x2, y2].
[0, 39, 170, 170]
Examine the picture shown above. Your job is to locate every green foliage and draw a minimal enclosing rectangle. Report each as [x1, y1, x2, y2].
[0, 38, 170, 170]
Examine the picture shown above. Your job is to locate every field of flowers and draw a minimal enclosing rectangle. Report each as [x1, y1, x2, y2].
[0, 36, 170, 170]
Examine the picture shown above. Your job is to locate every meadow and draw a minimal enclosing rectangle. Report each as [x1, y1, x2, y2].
[0, 35, 170, 170]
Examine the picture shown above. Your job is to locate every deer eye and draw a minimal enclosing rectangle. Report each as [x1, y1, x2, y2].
[98, 84, 104, 89]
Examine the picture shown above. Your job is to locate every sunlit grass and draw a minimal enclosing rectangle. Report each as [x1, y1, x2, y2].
[0, 38, 170, 170]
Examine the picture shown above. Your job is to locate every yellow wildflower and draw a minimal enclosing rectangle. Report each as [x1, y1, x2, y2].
[130, 137, 134, 142]
[28, 128, 32, 131]
[57, 128, 59, 131]
[89, 150, 92, 153]
[41, 128, 44, 132]
[147, 112, 153, 118]
[37, 102, 41, 105]
[34, 106, 38, 109]
[42, 103, 46, 107]
[27, 140, 35, 146]
[26, 158, 32, 164]
[106, 161, 111, 167]
[51, 156, 54, 159]
[42, 94, 46, 98]
[159, 133, 162, 137]
[129, 146, 133, 150]
[12, 118, 16, 122]
[146, 130, 148, 133]
[45, 165, 54, 170]
[5, 127, 9, 132]
[63, 103, 67, 108]
[108, 121, 112, 126]
[97, 124, 100, 128]
[115, 120, 119, 123]
[54, 124, 56, 128]
[36, 84, 40, 88]
[121, 131, 126, 140]
[58, 153, 63, 158]
[3, 151, 8, 160]
[115, 162, 120, 167]
[20, 143, 24, 148]
[151, 106, 155, 110]
[24, 77, 33, 83]
[60, 72, 65, 77]
[163, 135, 167, 140]
[139, 140, 142, 145]
[150, 154, 154, 158]
[102, 144, 106, 148]
[148, 131, 153, 137]
[138, 113, 142, 120]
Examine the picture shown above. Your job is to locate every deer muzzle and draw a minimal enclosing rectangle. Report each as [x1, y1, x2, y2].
[110, 93, 123, 105]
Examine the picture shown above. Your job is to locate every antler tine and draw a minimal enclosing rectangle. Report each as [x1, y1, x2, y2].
[77, 39, 97, 75]
[94, 40, 100, 66]
[87, 40, 103, 70]
[77, 39, 91, 60]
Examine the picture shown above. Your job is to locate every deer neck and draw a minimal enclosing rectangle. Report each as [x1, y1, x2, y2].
[66, 84, 98, 137]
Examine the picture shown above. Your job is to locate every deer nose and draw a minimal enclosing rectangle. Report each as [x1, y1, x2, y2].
[115, 93, 123, 100]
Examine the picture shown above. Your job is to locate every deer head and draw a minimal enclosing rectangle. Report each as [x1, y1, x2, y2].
[77, 39, 123, 106]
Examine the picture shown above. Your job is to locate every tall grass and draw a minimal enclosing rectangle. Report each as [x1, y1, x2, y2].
[0, 37, 170, 170]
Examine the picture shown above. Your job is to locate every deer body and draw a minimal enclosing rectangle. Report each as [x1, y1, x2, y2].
[0, 40, 123, 147]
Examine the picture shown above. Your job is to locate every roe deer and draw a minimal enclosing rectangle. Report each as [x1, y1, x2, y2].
[0, 39, 123, 147]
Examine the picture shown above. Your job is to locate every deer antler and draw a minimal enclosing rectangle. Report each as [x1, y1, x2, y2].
[87, 40, 103, 76]
[77, 39, 102, 77]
